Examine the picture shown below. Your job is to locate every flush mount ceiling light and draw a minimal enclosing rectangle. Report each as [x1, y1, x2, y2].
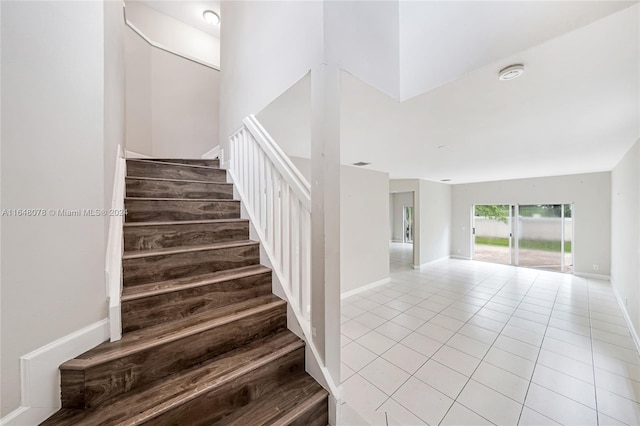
[498, 64, 524, 81]
[352, 162, 371, 167]
[203, 10, 220, 25]
[440, 179, 452, 182]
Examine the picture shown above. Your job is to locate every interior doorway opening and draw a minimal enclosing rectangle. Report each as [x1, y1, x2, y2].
[390, 191, 415, 271]
[472, 204, 573, 273]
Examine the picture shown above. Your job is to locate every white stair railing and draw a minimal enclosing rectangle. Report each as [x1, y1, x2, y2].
[230, 116, 312, 328]
[229, 115, 339, 398]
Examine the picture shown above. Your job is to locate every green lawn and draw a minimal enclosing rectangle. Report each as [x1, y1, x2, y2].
[475, 236, 571, 252]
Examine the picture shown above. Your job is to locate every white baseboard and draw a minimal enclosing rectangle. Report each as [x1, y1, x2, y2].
[450, 255, 471, 260]
[1, 319, 110, 426]
[201, 145, 220, 159]
[574, 272, 611, 281]
[124, 149, 151, 159]
[413, 255, 452, 270]
[610, 278, 640, 355]
[341, 278, 391, 300]
[0, 407, 57, 426]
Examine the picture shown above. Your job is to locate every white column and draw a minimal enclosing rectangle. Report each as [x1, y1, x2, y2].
[310, 62, 341, 388]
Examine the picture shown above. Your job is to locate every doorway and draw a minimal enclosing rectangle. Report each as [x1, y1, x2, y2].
[472, 204, 573, 273]
[390, 191, 415, 271]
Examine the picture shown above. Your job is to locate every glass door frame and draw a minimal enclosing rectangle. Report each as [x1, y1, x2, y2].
[472, 203, 574, 273]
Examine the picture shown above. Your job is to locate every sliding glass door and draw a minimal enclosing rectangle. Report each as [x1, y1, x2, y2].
[473, 205, 512, 265]
[473, 204, 573, 273]
[517, 205, 572, 272]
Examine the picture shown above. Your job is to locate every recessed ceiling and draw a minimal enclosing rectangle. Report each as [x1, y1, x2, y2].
[137, 0, 221, 38]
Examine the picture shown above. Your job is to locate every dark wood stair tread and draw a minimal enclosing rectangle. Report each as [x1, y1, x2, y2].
[122, 265, 271, 302]
[123, 218, 248, 228]
[124, 196, 235, 202]
[127, 159, 222, 171]
[61, 295, 284, 369]
[43, 331, 304, 426]
[219, 375, 328, 426]
[125, 176, 231, 185]
[122, 240, 258, 259]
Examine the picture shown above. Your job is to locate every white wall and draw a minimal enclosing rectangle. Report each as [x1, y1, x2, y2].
[124, 25, 152, 155]
[419, 179, 452, 265]
[292, 158, 390, 295]
[324, 1, 400, 100]
[1, 1, 109, 415]
[452, 172, 612, 275]
[256, 73, 311, 160]
[150, 47, 219, 157]
[611, 140, 640, 336]
[125, 26, 220, 157]
[390, 192, 413, 242]
[219, 1, 323, 154]
[341, 166, 390, 294]
[125, 0, 220, 68]
[104, 0, 126, 236]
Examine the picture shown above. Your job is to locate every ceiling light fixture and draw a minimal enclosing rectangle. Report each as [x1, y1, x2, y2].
[440, 179, 451, 182]
[203, 10, 220, 25]
[352, 162, 371, 167]
[498, 64, 524, 81]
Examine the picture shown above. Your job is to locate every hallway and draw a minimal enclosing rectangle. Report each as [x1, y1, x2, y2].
[341, 250, 640, 425]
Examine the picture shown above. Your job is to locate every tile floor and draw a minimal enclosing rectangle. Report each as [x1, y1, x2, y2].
[340, 243, 640, 425]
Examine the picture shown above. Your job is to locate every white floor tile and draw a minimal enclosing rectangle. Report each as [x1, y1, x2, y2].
[542, 336, 593, 365]
[484, 347, 535, 380]
[440, 402, 493, 426]
[538, 349, 594, 384]
[493, 334, 539, 362]
[342, 374, 388, 423]
[519, 407, 561, 425]
[342, 320, 372, 340]
[447, 333, 491, 359]
[381, 343, 428, 374]
[457, 380, 523, 426]
[376, 321, 413, 342]
[414, 359, 468, 399]
[545, 326, 592, 349]
[597, 387, 640, 425]
[342, 341, 378, 371]
[341, 256, 640, 426]
[389, 312, 427, 330]
[524, 383, 597, 426]
[472, 361, 530, 402]
[468, 314, 505, 333]
[429, 314, 465, 331]
[392, 377, 454, 425]
[415, 321, 456, 343]
[400, 332, 443, 357]
[341, 333, 352, 348]
[356, 330, 396, 355]
[432, 345, 481, 376]
[532, 364, 596, 408]
[341, 363, 356, 383]
[404, 306, 437, 321]
[501, 324, 545, 347]
[353, 312, 387, 329]
[594, 353, 640, 381]
[370, 305, 402, 320]
[595, 367, 640, 403]
[360, 357, 411, 396]
[377, 398, 425, 426]
[458, 323, 499, 345]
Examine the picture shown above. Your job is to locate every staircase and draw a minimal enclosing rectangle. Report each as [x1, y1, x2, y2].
[42, 159, 328, 425]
